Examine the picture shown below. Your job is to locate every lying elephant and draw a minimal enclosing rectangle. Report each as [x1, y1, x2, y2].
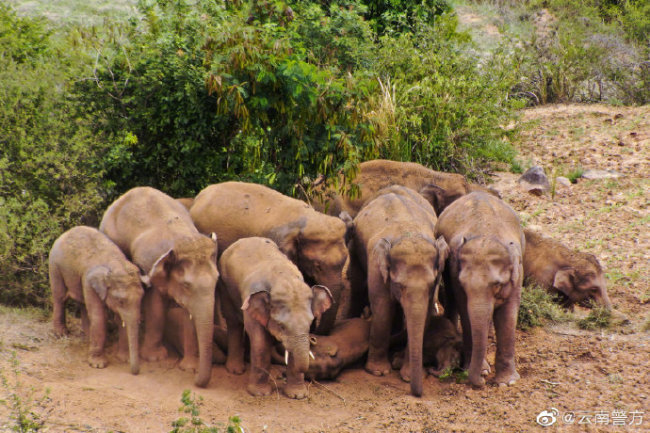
[190, 181, 351, 335]
[310, 159, 497, 217]
[436, 192, 524, 388]
[49, 226, 145, 374]
[391, 316, 463, 377]
[353, 185, 449, 397]
[523, 228, 612, 309]
[219, 237, 333, 399]
[100, 187, 219, 388]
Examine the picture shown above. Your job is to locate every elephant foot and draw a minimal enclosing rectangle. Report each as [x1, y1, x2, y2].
[212, 343, 226, 365]
[469, 373, 486, 388]
[247, 382, 272, 397]
[53, 325, 69, 338]
[399, 364, 411, 383]
[427, 367, 443, 377]
[141, 344, 168, 362]
[115, 349, 129, 363]
[88, 354, 108, 369]
[179, 355, 199, 372]
[284, 382, 308, 400]
[365, 359, 391, 377]
[495, 370, 520, 387]
[482, 359, 491, 376]
[391, 351, 405, 370]
[226, 359, 246, 375]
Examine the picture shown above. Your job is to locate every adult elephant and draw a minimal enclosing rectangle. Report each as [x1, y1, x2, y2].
[190, 181, 351, 335]
[352, 186, 449, 397]
[310, 159, 497, 217]
[435, 192, 524, 388]
[100, 187, 219, 387]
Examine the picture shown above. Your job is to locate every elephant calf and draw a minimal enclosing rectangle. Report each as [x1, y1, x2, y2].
[352, 185, 449, 397]
[164, 306, 227, 365]
[436, 192, 524, 388]
[49, 226, 145, 374]
[523, 228, 612, 309]
[219, 237, 333, 399]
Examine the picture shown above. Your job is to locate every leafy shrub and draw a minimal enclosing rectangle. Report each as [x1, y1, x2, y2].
[577, 306, 612, 330]
[363, 0, 452, 34]
[518, 285, 567, 331]
[171, 390, 241, 433]
[0, 5, 108, 308]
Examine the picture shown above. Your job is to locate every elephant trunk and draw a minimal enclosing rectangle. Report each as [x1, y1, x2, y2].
[190, 304, 215, 388]
[594, 289, 612, 311]
[126, 320, 140, 375]
[468, 300, 492, 387]
[405, 303, 427, 397]
[287, 333, 310, 374]
[313, 275, 343, 335]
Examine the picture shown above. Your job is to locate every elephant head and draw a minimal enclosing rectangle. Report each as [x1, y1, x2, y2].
[373, 235, 449, 397]
[272, 214, 350, 334]
[552, 254, 611, 310]
[418, 184, 464, 216]
[148, 234, 219, 387]
[242, 282, 333, 374]
[86, 263, 146, 375]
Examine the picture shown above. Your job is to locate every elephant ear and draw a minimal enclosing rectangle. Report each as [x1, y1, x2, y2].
[270, 221, 304, 263]
[311, 285, 333, 327]
[241, 290, 271, 327]
[419, 184, 448, 215]
[506, 241, 522, 288]
[87, 266, 110, 301]
[449, 235, 466, 271]
[149, 249, 177, 294]
[435, 236, 450, 271]
[372, 238, 391, 284]
[553, 268, 575, 296]
[338, 211, 355, 244]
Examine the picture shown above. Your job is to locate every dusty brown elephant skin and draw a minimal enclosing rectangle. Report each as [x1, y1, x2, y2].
[391, 316, 462, 377]
[164, 307, 227, 365]
[310, 159, 496, 217]
[176, 197, 194, 210]
[352, 186, 449, 397]
[303, 317, 371, 380]
[523, 228, 612, 309]
[435, 192, 524, 388]
[100, 187, 218, 388]
[219, 237, 333, 399]
[49, 226, 145, 374]
[190, 181, 349, 335]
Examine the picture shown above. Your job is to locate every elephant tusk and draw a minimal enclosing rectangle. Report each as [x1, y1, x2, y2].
[189, 314, 192, 321]
[284, 350, 289, 366]
[122, 321, 125, 328]
[309, 351, 315, 360]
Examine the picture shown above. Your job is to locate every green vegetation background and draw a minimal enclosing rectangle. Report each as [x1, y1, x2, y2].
[1, 0, 648, 308]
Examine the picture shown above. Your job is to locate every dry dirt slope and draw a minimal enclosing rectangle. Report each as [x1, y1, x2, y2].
[0, 104, 648, 432]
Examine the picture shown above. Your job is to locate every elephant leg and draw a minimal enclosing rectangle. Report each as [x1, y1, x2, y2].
[50, 267, 68, 337]
[466, 297, 492, 388]
[245, 319, 273, 397]
[81, 305, 90, 337]
[141, 288, 168, 361]
[284, 353, 308, 400]
[454, 283, 472, 371]
[365, 295, 394, 377]
[222, 292, 245, 375]
[493, 296, 520, 386]
[116, 322, 129, 363]
[86, 302, 108, 368]
[179, 312, 199, 372]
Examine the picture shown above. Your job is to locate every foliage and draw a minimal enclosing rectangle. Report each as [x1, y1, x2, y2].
[577, 305, 613, 330]
[518, 285, 567, 331]
[363, 0, 452, 34]
[0, 5, 108, 308]
[170, 390, 242, 433]
[564, 166, 584, 184]
[0, 351, 52, 432]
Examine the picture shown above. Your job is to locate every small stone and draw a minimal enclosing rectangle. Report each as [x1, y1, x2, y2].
[618, 141, 625, 146]
[518, 166, 550, 195]
[581, 169, 623, 180]
[556, 176, 572, 187]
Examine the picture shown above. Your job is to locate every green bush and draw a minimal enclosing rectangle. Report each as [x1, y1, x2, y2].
[170, 390, 241, 433]
[577, 306, 613, 330]
[518, 285, 567, 331]
[0, 5, 108, 308]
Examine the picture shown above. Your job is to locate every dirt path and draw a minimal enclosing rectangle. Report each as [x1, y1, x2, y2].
[1, 104, 648, 432]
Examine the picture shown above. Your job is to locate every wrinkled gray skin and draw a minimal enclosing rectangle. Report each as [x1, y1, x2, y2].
[190, 181, 350, 335]
[436, 192, 524, 388]
[523, 228, 611, 309]
[352, 186, 449, 397]
[391, 316, 462, 377]
[49, 226, 145, 374]
[164, 306, 227, 365]
[100, 187, 218, 388]
[219, 237, 332, 399]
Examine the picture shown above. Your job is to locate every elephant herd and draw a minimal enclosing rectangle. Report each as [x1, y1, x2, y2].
[49, 159, 612, 399]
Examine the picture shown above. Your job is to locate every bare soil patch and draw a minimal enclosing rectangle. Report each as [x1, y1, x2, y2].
[1, 104, 648, 432]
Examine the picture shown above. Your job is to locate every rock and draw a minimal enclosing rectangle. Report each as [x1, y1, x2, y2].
[518, 166, 550, 195]
[581, 169, 623, 180]
[556, 176, 572, 187]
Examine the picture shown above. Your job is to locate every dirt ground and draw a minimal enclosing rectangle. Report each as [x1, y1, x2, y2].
[1, 104, 648, 432]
